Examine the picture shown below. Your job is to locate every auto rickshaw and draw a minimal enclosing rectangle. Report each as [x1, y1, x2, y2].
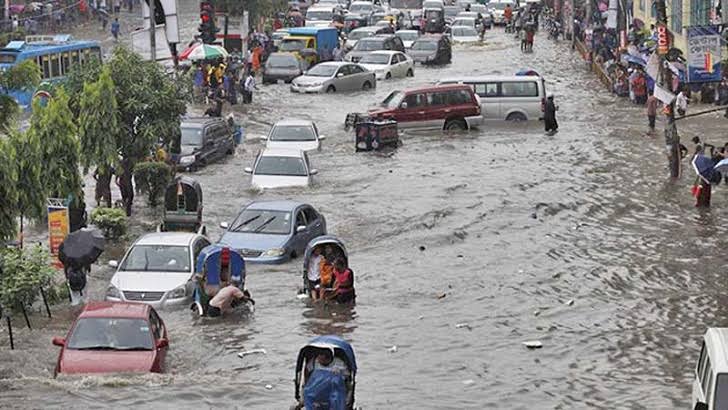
[160, 176, 204, 233]
[344, 14, 368, 34]
[191, 245, 251, 316]
[294, 335, 357, 410]
[301, 236, 349, 298]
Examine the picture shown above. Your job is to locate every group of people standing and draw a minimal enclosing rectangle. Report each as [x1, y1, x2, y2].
[306, 246, 356, 304]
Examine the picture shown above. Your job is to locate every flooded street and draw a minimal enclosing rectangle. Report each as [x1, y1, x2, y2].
[4, 7, 728, 409]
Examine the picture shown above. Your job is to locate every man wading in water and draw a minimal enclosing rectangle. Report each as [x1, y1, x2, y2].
[544, 94, 558, 135]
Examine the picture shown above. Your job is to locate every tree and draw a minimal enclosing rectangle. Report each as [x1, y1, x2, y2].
[107, 46, 185, 215]
[0, 139, 18, 241]
[29, 89, 84, 210]
[0, 59, 41, 131]
[78, 66, 120, 208]
[6, 129, 45, 246]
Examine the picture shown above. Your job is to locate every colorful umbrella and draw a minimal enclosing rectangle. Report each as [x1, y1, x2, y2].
[179, 43, 229, 61]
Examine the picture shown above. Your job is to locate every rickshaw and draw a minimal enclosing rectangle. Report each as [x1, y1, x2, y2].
[301, 236, 349, 297]
[354, 118, 399, 152]
[344, 14, 368, 34]
[294, 335, 357, 410]
[160, 176, 204, 233]
[191, 245, 251, 316]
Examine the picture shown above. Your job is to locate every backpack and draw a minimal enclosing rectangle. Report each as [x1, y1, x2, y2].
[67, 268, 87, 292]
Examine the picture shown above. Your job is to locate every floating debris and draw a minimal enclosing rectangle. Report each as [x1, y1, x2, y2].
[388, 345, 398, 353]
[238, 348, 267, 358]
[523, 340, 543, 349]
[455, 323, 472, 330]
[265, 384, 273, 390]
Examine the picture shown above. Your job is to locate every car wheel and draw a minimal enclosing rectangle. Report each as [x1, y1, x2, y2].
[326, 85, 336, 93]
[385, 72, 392, 80]
[506, 112, 527, 122]
[406, 68, 414, 77]
[362, 81, 372, 90]
[444, 118, 468, 131]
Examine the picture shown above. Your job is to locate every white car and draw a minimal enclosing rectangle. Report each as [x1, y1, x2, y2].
[265, 119, 325, 152]
[450, 17, 476, 28]
[245, 147, 317, 189]
[450, 25, 481, 43]
[395, 29, 420, 48]
[305, 6, 335, 27]
[105, 232, 211, 309]
[358, 50, 414, 80]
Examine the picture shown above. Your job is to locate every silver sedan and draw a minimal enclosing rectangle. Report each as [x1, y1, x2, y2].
[290, 62, 377, 93]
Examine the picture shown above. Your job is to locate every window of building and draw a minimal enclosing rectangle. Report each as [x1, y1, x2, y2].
[691, 0, 710, 26]
[671, 0, 683, 32]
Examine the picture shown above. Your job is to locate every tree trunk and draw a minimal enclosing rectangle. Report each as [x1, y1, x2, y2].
[118, 159, 135, 216]
[18, 213, 23, 249]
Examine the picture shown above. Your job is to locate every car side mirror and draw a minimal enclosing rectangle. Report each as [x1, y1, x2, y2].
[220, 221, 229, 230]
[337, 72, 345, 77]
[694, 402, 708, 410]
[310, 169, 319, 175]
[296, 225, 307, 233]
[156, 338, 169, 349]
[244, 167, 253, 174]
[52, 337, 65, 347]
[108, 260, 118, 268]
[400, 102, 408, 109]
[318, 135, 326, 140]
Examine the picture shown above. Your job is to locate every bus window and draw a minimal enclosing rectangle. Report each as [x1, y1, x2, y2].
[0, 53, 16, 63]
[91, 47, 101, 61]
[61, 52, 70, 75]
[71, 50, 80, 65]
[41, 55, 50, 79]
[81, 49, 90, 65]
[49, 53, 60, 78]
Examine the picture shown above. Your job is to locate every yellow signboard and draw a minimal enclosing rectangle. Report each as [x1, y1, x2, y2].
[47, 203, 69, 268]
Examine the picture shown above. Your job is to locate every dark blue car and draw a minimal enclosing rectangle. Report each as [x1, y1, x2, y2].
[219, 200, 327, 264]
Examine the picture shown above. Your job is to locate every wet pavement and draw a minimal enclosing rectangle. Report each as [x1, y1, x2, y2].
[3, 6, 728, 410]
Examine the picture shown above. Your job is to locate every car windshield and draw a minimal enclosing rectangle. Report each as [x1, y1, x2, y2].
[491, 3, 509, 10]
[390, 0, 423, 7]
[279, 39, 306, 52]
[67, 318, 154, 350]
[444, 7, 459, 16]
[348, 30, 373, 40]
[396, 31, 419, 41]
[272, 31, 288, 40]
[307, 10, 333, 20]
[381, 90, 404, 108]
[412, 40, 438, 50]
[359, 53, 390, 64]
[453, 26, 478, 36]
[305, 64, 338, 77]
[425, 9, 442, 19]
[453, 19, 475, 26]
[180, 127, 202, 146]
[120, 245, 191, 272]
[230, 209, 292, 234]
[270, 125, 316, 141]
[255, 155, 308, 176]
[354, 38, 385, 51]
[471, 5, 486, 12]
[267, 54, 299, 68]
[349, 3, 372, 13]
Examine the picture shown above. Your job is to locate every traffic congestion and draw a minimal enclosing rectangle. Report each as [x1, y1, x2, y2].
[2, 0, 728, 408]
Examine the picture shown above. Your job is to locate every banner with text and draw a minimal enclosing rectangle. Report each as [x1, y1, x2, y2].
[47, 200, 69, 268]
[687, 26, 722, 83]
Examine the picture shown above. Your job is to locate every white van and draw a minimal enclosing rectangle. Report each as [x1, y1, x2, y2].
[693, 328, 728, 410]
[438, 75, 546, 121]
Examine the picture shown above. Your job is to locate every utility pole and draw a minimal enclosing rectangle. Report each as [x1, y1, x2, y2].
[149, 0, 156, 61]
[655, 0, 680, 179]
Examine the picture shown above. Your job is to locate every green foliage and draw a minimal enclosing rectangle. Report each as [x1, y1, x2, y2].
[0, 139, 18, 241]
[78, 66, 119, 173]
[29, 88, 84, 209]
[0, 28, 26, 49]
[90, 207, 128, 239]
[7, 129, 45, 222]
[134, 161, 172, 207]
[63, 57, 102, 118]
[0, 246, 56, 313]
[0, 59, 41, 131]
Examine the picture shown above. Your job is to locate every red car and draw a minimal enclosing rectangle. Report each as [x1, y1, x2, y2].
[52, 301, 168, 376]
[368, 84, 483, 131]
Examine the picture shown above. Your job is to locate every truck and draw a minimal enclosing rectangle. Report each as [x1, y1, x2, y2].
[279, 27, 339, 66]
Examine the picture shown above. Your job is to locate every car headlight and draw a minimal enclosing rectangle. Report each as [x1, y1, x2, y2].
[263, 247, 286, 257]
[179, 155, 195, 165]
[106, 285, 121, 299]
[308, 82, 323, 87]
[169, 285, 187, 299]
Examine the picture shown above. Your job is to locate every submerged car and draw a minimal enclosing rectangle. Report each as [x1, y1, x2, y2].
[450, 25, 481, 43]
[358, 50, 414, 80]
[265, 119, 325, 152]
[263, 52, 306, 84]
[177, 118, 235, 171]
[219, 200, 327, 263]
[291, 62, 376, 93]
[105, 232, 211, 308]
[394, 29, 420, 48]
[52, 301, 169, 376]
[345, 34, 405, 63]
[408, 34, 452, 65]
[245, 147, 317, 189]
[344, 26, 389, 49]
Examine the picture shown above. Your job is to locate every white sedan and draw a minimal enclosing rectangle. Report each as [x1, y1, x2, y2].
[358, 50, 414, 80]
[245, 147, 317, 189]
[265, 119, 325, 152]
[450, 26, 481, 43]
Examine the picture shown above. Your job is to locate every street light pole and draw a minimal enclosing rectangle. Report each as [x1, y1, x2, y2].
[655, 0, 680, 179]
[149, 0, 156, 61]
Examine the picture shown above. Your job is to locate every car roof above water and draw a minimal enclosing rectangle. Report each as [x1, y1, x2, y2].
[261, 147, 305, 157]
[274, 118, 315, 127]
[134, 232, 199, 247]
[246, 200, 305, 212]
[80, 301, 151, 319]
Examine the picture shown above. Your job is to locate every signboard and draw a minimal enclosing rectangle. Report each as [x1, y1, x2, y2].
[141, 0, 180, 44]
[130, 25, 173, 61]
[687, 26, 722, 83]
[657, 24, 669, 55]
[47, 199, 69, 268]
[654, 85, 675, 104]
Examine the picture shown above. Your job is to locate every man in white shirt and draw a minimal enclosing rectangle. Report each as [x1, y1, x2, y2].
[243, 73, 256, 104]
[676, 90, 688, 116]
[307, 247, 322, 299]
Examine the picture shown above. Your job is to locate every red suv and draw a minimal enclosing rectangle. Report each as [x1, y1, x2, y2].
[52, 302, 169, 376]
[368, 84, 482, 131]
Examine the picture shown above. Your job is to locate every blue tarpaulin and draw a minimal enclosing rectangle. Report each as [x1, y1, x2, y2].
[303, 369, 346, 410]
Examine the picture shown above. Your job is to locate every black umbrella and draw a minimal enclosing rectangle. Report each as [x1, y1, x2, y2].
[58, 228, 105, 268]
